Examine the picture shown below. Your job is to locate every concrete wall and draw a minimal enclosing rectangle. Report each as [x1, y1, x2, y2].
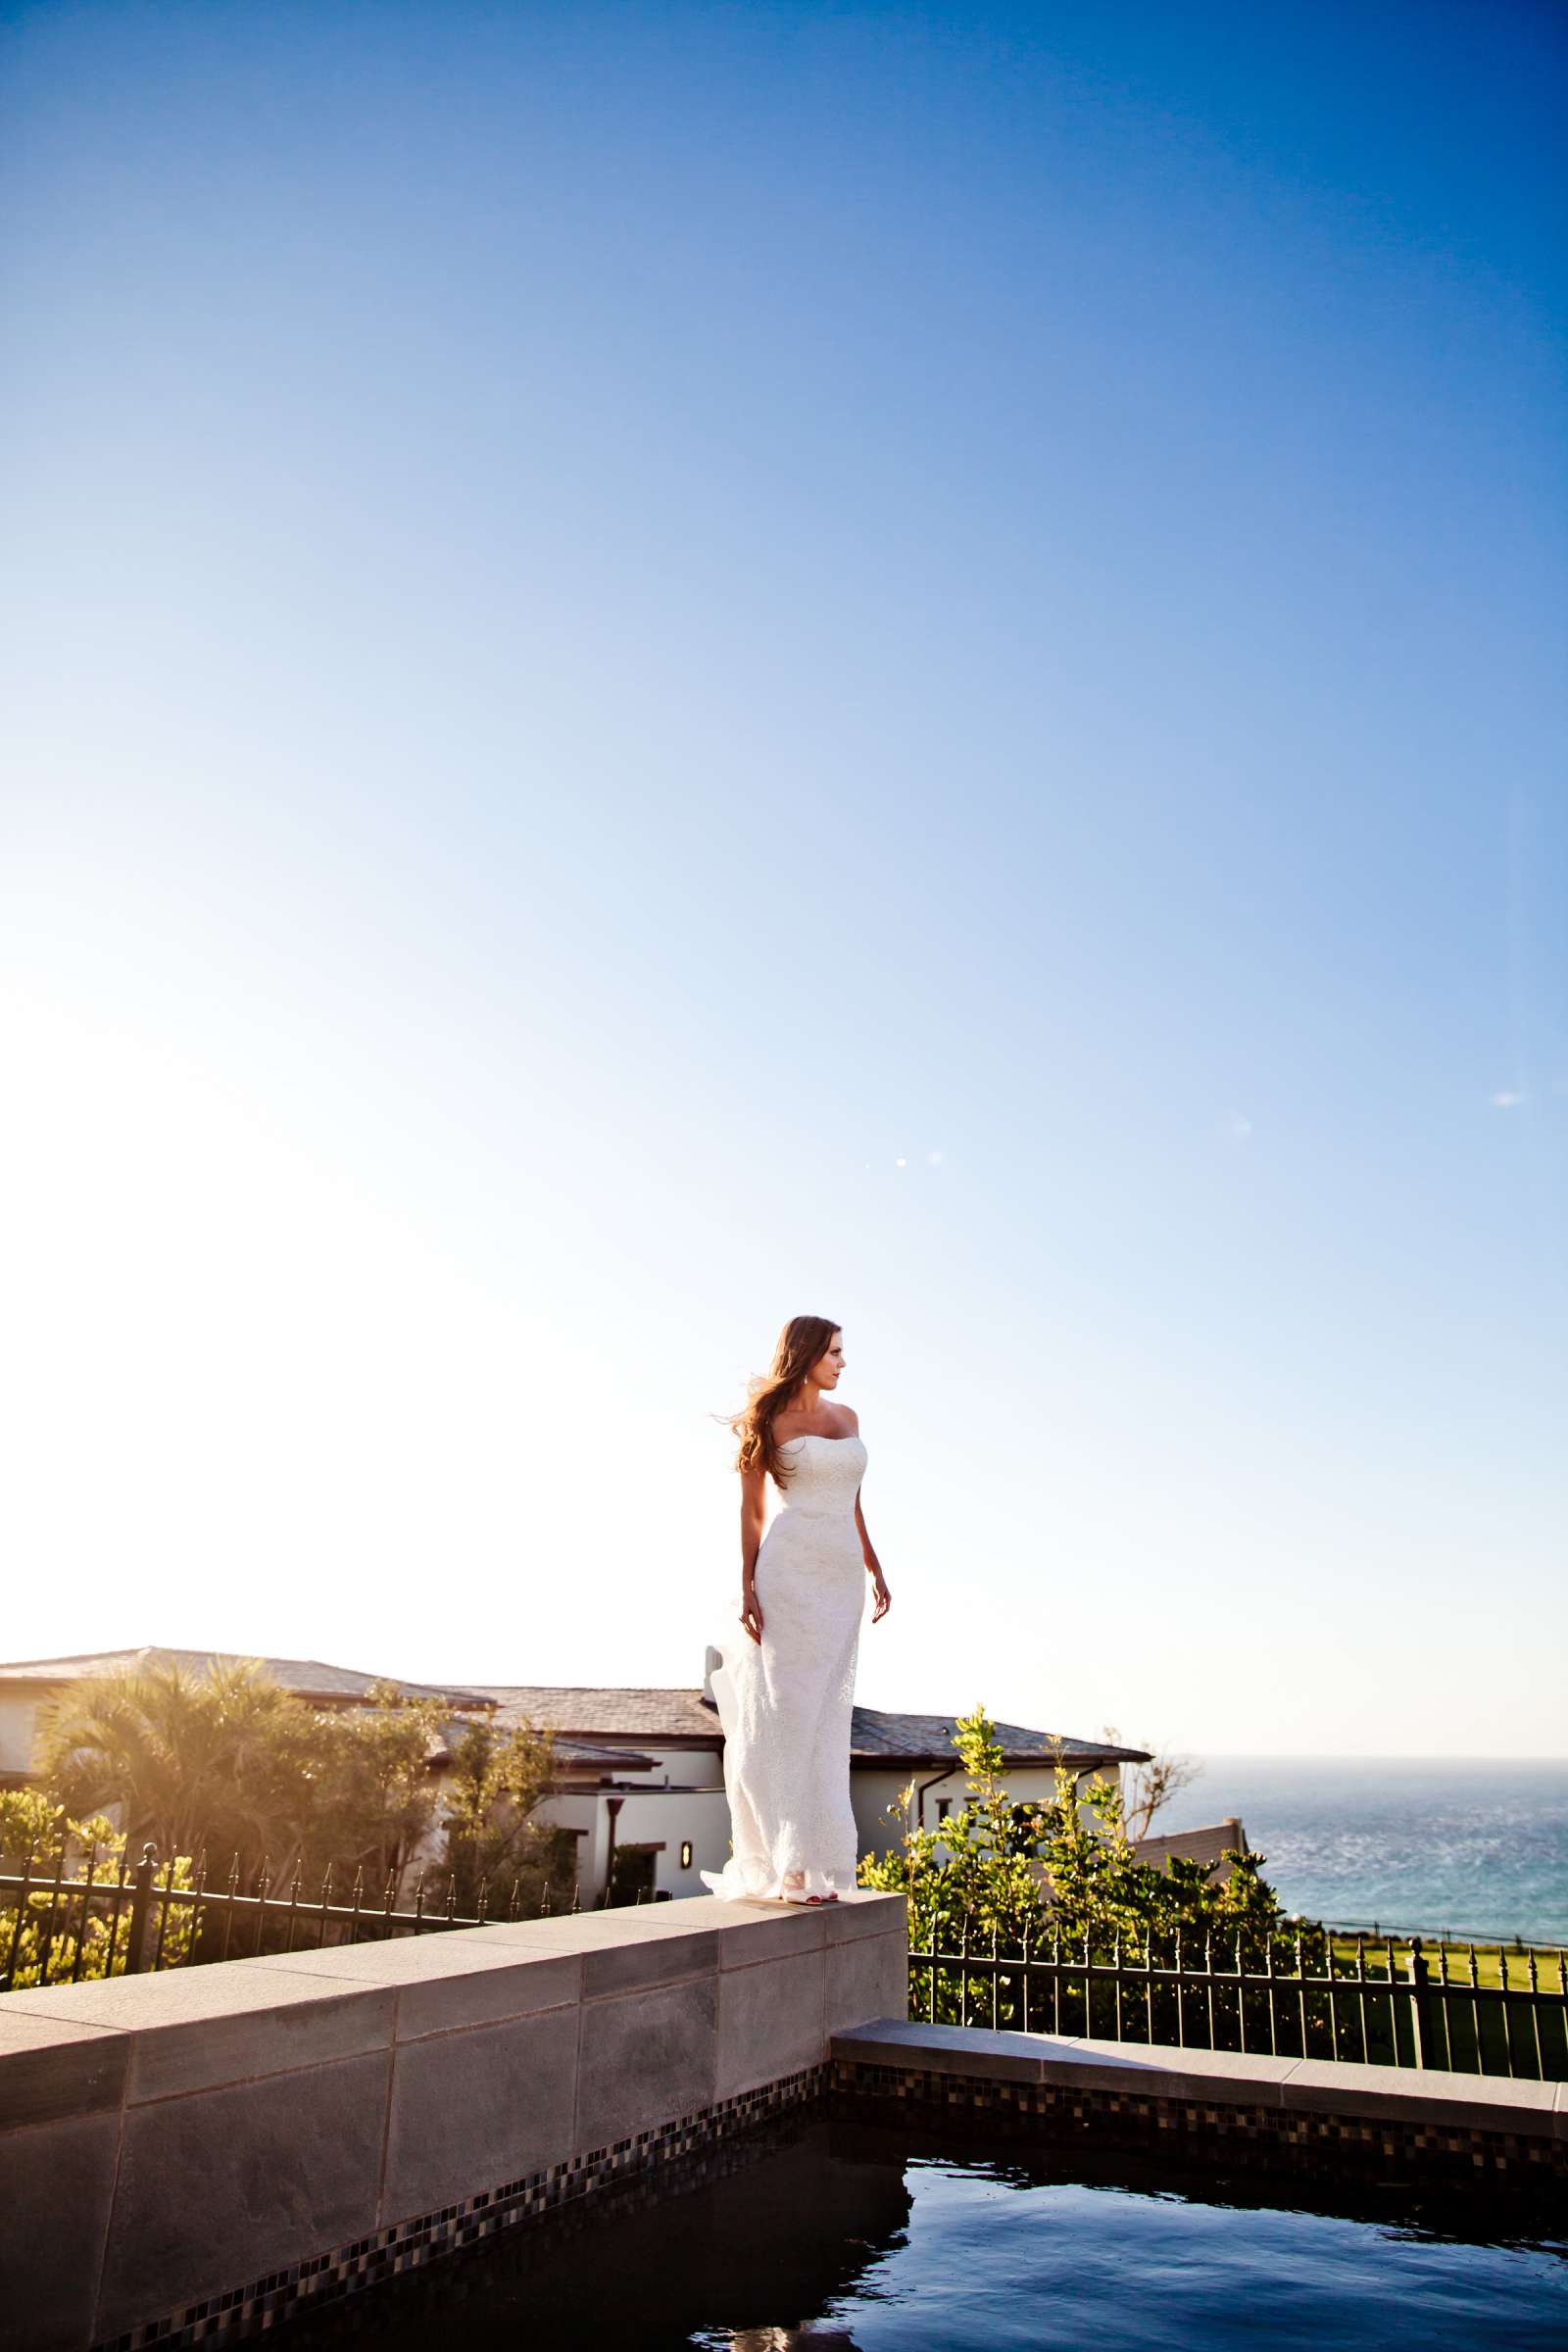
[0, 1887, 906, 2352]
[832, 2016, 1568, 2190]
[1132, 1817, 1248, 1885]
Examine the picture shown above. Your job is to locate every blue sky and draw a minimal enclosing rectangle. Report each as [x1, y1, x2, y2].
[2, 0, 1563, 1756]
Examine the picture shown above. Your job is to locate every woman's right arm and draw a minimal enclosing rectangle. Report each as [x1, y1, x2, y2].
[739, 1460, 767, 1642]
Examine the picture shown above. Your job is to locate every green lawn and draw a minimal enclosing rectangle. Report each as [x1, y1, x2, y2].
[1324, 1933, 1568, 1993]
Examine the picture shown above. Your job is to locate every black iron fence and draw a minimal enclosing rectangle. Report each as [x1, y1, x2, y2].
[0, 1842, 586, 1993]
[909, 1924, 1568, 2083]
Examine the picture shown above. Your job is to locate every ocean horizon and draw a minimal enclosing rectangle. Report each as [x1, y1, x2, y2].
[1152, 1756, 1568, 1947]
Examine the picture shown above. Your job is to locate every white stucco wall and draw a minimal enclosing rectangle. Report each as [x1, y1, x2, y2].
[0, 1691, 46, 1779]
[851, 1770, 938, 1862]
[852, 1763, 1123, 1868]
[433, 1741, 1127, 1910]
[606, 1786, 731, 1898]
[612, 1744, 724, 1790]
[531, 1786, 732, 1904]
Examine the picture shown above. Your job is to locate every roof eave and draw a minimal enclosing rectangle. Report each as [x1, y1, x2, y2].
[493, 1725, 721, 1748]
[851, 1746, 1152, 1770]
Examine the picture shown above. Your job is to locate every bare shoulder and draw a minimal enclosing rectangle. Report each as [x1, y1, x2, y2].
[838, 1404, 860, 1435]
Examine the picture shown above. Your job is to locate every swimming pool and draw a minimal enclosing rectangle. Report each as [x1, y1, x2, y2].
[275, 2110, 1567, 2349]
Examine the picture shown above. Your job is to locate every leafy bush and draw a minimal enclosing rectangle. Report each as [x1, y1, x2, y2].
[440, 1713, 575, 1916]
[858, 1704, 1324, 2037]
[12, 1663, 574, 1975]
[34, 1659, 447, 1888]
[0, 1790, 197, 1988]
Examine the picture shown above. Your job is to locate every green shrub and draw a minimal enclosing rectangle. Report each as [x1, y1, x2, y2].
[0, 1790, 197, 1989]
[858, 1704, 1323, 2035]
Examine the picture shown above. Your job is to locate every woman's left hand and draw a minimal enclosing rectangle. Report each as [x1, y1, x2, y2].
[870, 1574, 892, 1623]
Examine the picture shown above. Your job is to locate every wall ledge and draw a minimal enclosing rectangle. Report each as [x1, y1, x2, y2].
[0, 1889, 907, 2352]
[831, 2016, 1568, 2183]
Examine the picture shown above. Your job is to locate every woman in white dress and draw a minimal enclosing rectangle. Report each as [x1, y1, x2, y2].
[701, 1315, 892, 1906]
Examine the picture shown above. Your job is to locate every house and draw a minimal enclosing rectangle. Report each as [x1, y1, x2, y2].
[450, 1684, 734, 1906]
[0, 1646, 1187, 1910]
[451, 1658, 1155, 1906]
[0, 1647, 493, 1790]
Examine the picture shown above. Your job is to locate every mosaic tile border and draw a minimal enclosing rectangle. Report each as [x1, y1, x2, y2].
[92, 2065, 831, 2352]
[830, 2058, 1568, 2186]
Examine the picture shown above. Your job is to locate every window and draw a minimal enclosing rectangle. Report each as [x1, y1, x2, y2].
[1007, 1801, 1042, 1857]
[935, 1797, 952, 1820]
[607, 1845, 659, 1906]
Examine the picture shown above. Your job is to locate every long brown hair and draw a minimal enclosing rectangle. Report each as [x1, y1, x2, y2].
[722, 1314, 841, 1489]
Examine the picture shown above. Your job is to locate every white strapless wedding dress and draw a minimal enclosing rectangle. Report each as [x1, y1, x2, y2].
[701, 1432, 868, 1902]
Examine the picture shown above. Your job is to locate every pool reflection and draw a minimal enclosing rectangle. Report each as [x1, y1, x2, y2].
[275, 2109, 1566, 2351]
[277, 2118, 912, 2350]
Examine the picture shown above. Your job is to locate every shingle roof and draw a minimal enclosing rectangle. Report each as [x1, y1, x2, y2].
[0, 1649, 492, 1709]
[424, 1719, 649, 1772]
[478, 1688, 720, 1740]
[850, 1708, 1152, 1767]
[473, 1687, 1151, 1767]
[0, 1658, 1152, 1772]
[552, 1738, 657, 1771]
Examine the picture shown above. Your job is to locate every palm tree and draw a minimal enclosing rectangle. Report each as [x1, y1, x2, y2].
[36, 1659, 448, 1892]
[36, 1657, 312, 1871]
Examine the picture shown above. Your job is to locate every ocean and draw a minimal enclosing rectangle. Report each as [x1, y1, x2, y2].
[1153, 1757, 1568, 1946]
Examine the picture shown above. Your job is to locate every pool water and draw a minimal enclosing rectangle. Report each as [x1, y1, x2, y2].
[278, 2113, 1568, 2350]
